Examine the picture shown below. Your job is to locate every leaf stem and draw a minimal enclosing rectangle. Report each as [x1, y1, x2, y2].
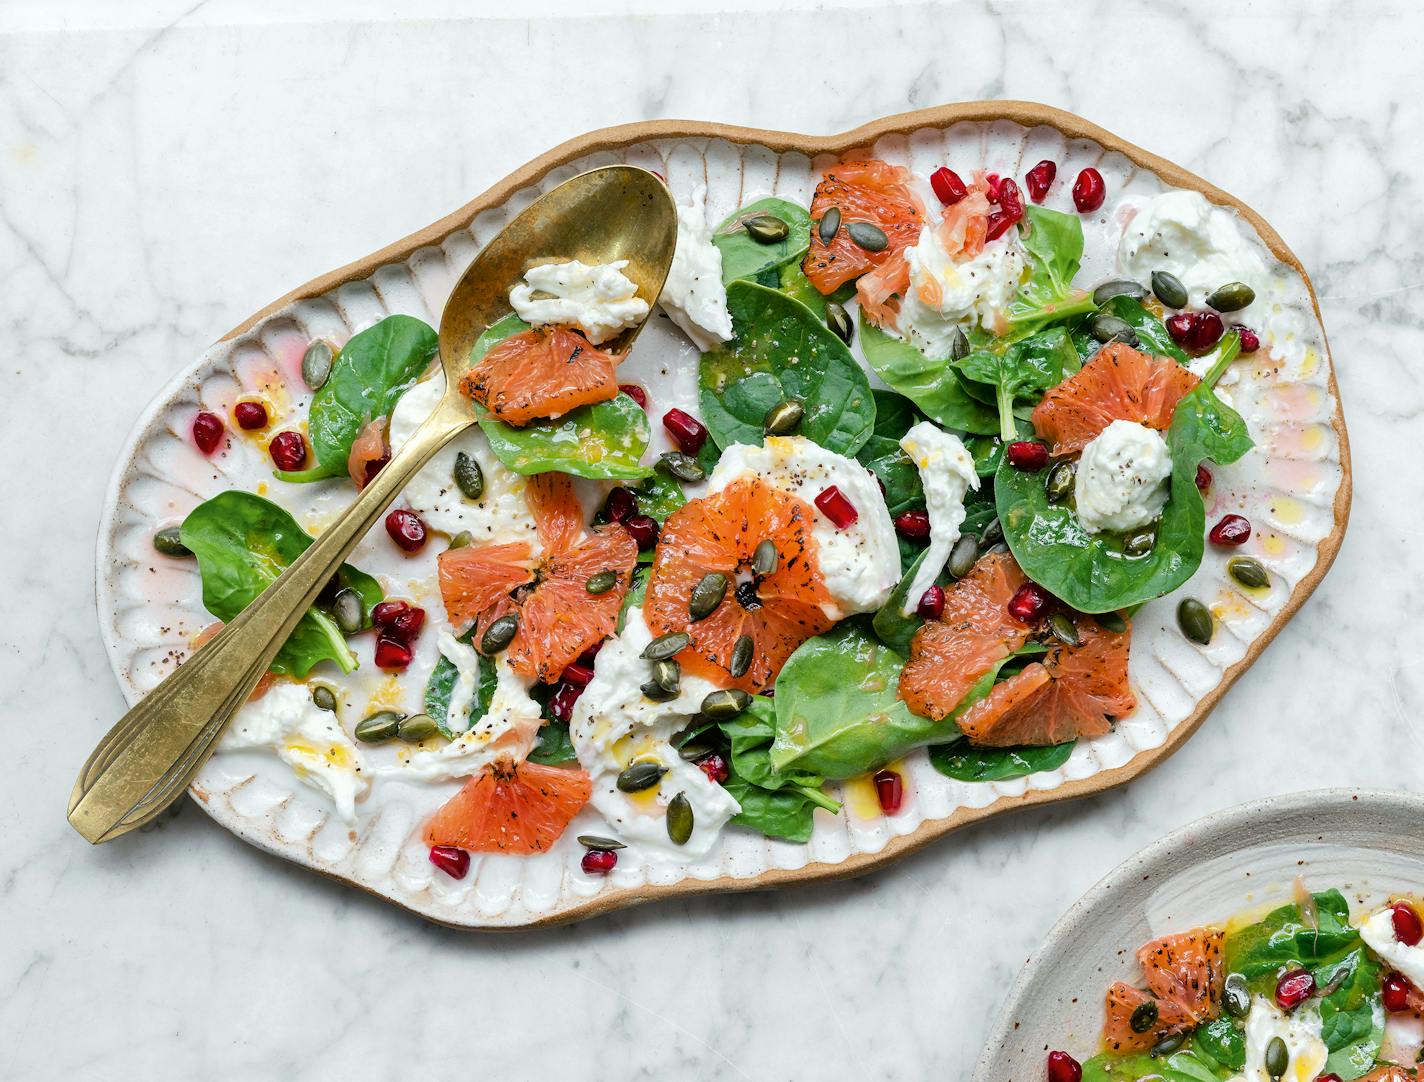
[797, 785, 842, 814]
[1202, 331, 1242, 389]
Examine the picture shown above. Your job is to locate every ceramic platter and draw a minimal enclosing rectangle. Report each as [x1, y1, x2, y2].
[95, 103, 1350, 928]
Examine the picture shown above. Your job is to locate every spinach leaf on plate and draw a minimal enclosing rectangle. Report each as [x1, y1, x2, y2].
[631, 470, 687, 524]
[1318, 948, 1385, 1077]
[527, 720, 579, 766]
[1082, 1048, 1230, 1082]
[927, 737, 1075, 783]
[1003, 206, 1097, 340]
[855, 389, 927, 517]
[423, 633, 498, 739]
[954, 326, 1079, 441]
[1225, 888, 1359, 982]
[1072, 294, 1190, 365]
[716, 698, 839, 843]
[872, 548, 932, 656]
[713, 197, 811, 286]
[776, 261, 853, 319]
[859, 314, 1000, 435]
[1192, 1019, 1245, 1073]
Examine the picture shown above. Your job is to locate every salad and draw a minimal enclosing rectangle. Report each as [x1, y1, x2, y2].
[1044, 891, 1424, 1082]
[162, 152, 1281, 879]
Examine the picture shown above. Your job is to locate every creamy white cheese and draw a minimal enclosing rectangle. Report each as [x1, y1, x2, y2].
[508, 258, 649, 345]
[898, 421, 978, 615]
[435, 631, 480, 736]
[898, 223, 1024, 358]
[219, 682, 369, 824]
[706, 436, 899, 617]
[571, 609, 740, 859]
[1229, 995, 1329, 1082]
[387, 372, 540, 548]
[1361, 906, 1424, 989]
[1074, 420, 1173, 534]
[658, 185, 734, 351]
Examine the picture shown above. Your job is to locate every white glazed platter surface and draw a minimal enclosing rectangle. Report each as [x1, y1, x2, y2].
[93, 105, 1348, 928]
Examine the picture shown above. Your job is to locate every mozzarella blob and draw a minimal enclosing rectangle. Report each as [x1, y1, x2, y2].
[897, 421, 978, 615]
[1361, 906, 1424, 989]
[659, 185, 734, 351]
[1236, 995, 1329, 1082]
[508, 259, 649, 344]
[898, 224, 1024, 358]
[1074, 419, 1173, 535]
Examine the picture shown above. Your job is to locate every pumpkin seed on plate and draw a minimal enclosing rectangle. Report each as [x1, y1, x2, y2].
[949, 326, 970, 362]
[453, 451, 484, 500]
[825, 301, 853, 344]
[1048, 612, 1080, 647]
[1264, 1035, 1288, 1079]
[981, 517, 1004, 546]
[642, 631, 691, 661]
[700, 688, 751, 721]
[818, 206, 841, 246]
[1224, 974, 1250, 1017]
[617, 760, 667, 792]
[1092, 279, 1146, 306]
[1206, 281, 1255, 313]
[1129, 1000, 1159, 1033]
[650, 657, 681, 695]
[752, 538, 778, 576]
[152, 526, 192, 557]
[1090, 313, 1139, 347]
[1177, 598, 1214, 645]
[301, 339, 335, 390]
[480, 612, 519, 654]
[311, 685, 338, 713]
[729, 635, 755, 679]
[657, 451, 705, 483]
[577, 835, 626, 851]
[586, 569, 618, 595]
[398, 713, 439, 742]
[1151, 270, 1189, 310]
[331, 587, 364, 634]
[1097, 610, 1128, 634]
[1045, 462, 1075, 504]
[666, 792, 694, 845]
[847, 221, 888, 252]
[1123, 525, 1157, 557]
[641, 679, 677, 702]
[743, 213, 789, 244]
[1151, 1031, 1186, 1057]
[1228, 556, 1269, 589]
[448, 530, 474, 550]
[689, 572, 729, 620]
[356, 710, 402, 743]
[763, 399, 804, 436]
[948, 534, 979, 579]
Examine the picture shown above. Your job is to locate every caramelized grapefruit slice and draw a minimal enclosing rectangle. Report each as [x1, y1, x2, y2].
[1100, 928, 1226, 1053]
[423, 757, 592, 854]
[459, 325, 619, 426]
[803, 159, 925, 295]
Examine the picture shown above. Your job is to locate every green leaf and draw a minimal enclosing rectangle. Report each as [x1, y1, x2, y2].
[1318, 948, 1385, 1077]
[616, 566, 648, 633]
[1082, 1048, 1230, 1082]
[1193, 1019, 1245, 1073]
[716, 698, 838, 842]
[423, 634, 498, 739]
[276, 315, 439, 482]
[927, 738, 1074, 782]
[1073, 295, 1190, 365]
[631, 470, 687, 524]
[954, 327, 1079, 442]
[776, 261, 853, 318]
[1225, 889, 1359, 983]
[855, 389, 927, 517]
[859, 314, 1001, 435]
[713, 197, 811, 286]
[1001, 206, 1097, 340]
[699, 280, 876, 456]
[181, 491, 384, 676]
[872, 547, 931, 656]
[527, 720, 578, 766]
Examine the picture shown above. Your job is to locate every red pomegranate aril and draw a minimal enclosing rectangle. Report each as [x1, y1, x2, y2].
[385, 508, 427, 553]
[814, 485, 858, 529]
[623, 513, 660, 551]
[873, 768, 904, 814]
[234, 400, 268, 430]
[386, 605, 425, 644]
[1195, 464, 1212, 493]
[1025, 160, 1057, 203]
[581, 848, 617, 876]
[1208, 514, 1251, 547]
[985, 210, 1016, 241]
[698, 754, 730, 784]
[371, 600, 410, 628]
[561, 662, 596, 688]
[1392, 900, 1423, 946]
[1007, 583, 1048, 623]
[363, 451, 389, 487]
[1188, 311, 1225, 353]
[1072, 167, 1106, 213]
[894, 509, 932, 540]
[193, 411, 225, 454]
[997, 177, 1024, 218]
[577, 642, 603, 667]
[1006, 441, 1049, 471]
[547, 680, 582, 723]
[1166, 312, 1197, 346]
[1275, 968, 1315, 1010]
[374, 636, 413, 670]
[930, 166, 968, 206]
[619, 383, 648, 410]
[428, 844, 470, 879]
[984, 172, 1003, 202]
[269, 430, 308, 471]
[605, 486, 637, 524]
[1382, 972, 1415, 1013]
[1236, 326, 1261, 354]
[916, 585, 946, 621]
[1047, 1050, 1083, 1082]
[663, 408, 709, 455]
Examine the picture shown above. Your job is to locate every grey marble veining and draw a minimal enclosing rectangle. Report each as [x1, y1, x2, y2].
[1, 1, 1420, 1078]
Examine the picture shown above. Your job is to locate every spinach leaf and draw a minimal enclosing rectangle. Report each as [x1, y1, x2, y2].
[276, 314, 439, 482]
[859, 314, 1001, 435]
[1225, 889, 1360, 982]
[716, 698, 840, 843]
[1193, 1019, 1245, 1072]
[855, 389, 926, 517]
[873, 548, 931, 655]
[776, 261, 853, 319]
[1003, 206, 1097, 339]
[1318, 948, 1385, 1076]
[928, 738, 1074, 782]
[1082, 1048, 1229, 1082]
[631, 470, 687, 524]
[527, 720, 578, 766]
[700, 280, 876, 456]
[423, 634, 498, 739]
[1072, 295, 1190, 365]
[616, 567, 648, 633]
[713, 197, 811, 286]
[954, 326, 1079, 441]
[181, 491, 383, 676]
[769, 620, 960, 780]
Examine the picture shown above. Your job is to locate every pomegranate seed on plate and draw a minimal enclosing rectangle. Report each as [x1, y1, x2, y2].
[930, 166, 968, 206]
[814, 485, 858, 529]
[1007, 583, 1048, 623]
[916, 585, 945, 620]
[1025, 160, 1057, 203]
[193, 411, 225, 454]
[268, 430, 308, 471]
[1195, 465, 1212, 493]
[372, 600, 410, 628]
[234, 401, 268, 430]
[374, 636, 413, 670]
[873, 768, 903, 814]
[581, 848, 617, 876]
[1166, 313, 1196, 346]
[547, 680, 582, 723]
[1382, 972, 1415, 1013]
[605, 486, 637, 524]
[1072, 167, 1106, 212]
[619, 383, 648, 410]
[1275, 967, 1315, 1010]
[984, 172, 1002, 201]
[1236, 326, 1261, 354]
[385, 508, 427, 552]
[428, 845, 470, 879]
[362, 452, 389, 487]
[1208, 514, 1251, 546]
[561, 662, 596, 688]
[1392, 900, 1423, 946]
[386, 606, 425, 644]
[577, 642, 603, 667]
[623, 513, 659, 550]
[1168, 311, 1225, 354]
[894, 509, 932, 539]
[1046, 1050, 1082, 1082]
[698, 754, 730, 784]
[663, 408, 709, 455]
[1006, 441, 1049, 471]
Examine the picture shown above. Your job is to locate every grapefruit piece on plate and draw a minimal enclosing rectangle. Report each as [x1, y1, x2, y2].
[803, 159, 925, 296]
[459, 325, 619, 426]
[644, 476, 837, 693]
[1032, 342, 1200, 456]
[1101, 927, 1226, 1053]
[437, 542, 536, 631]
[423, 758, 593, 854]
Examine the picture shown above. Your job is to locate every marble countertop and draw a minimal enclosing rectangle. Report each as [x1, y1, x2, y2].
[2, 1, 1419, 1077]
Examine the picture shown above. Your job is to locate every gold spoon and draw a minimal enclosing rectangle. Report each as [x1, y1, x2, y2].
[69, 165, 678, 844]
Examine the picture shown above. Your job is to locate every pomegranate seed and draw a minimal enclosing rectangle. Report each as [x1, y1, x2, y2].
[1382, 972, 1415, 1013]
[663, 408, 709, 455]
[547, 680, 582, 723]
[1195, 465, 1212, 493]
[1236, 326, 1261, 354]
[581, 848, 617, 875]
[623, 513, 659, 551]
[1166, 312, 1197, 346]
[1007, 583, 1048, 623]
[985, 209, 1016, 241]
[193, 411, 225, 454]
[268, 430, 308, 471]
[1188, 312, 1225, 352]
[386, 605, 425, 644]
[1072, 167, 1106, 213]
[577, 642, 603, 667]
[814, 485, 858, 529]
[930, 166, 968, 206]
[1275, 968, 1315, 1010]
[984, 172, 1003, 201]
[363, 451, 389, 487]
[619, 383, 648, 410]
[428, 844, 470, 879]
[1208, 514, 1251, 546]
[374, 636, 413, 670]
[234, 400, 268, 430]
[698, 754, 730, 784]
[916, 585, 945, 620]
[894, 509, 932, 539]
[385, 508, 427, 553]
[1392, 901, 1423, 946]
[1047, 1050, 1083, 1082]
[873, 768, 903, 814]
[1006, 441, 1049, 471]
[1025, 160, 1057, 203]
[561, 662, 596, 688]
[605, 486, 637, 524]
[998, 178, 1024, 218]
[371, 600, 410, 628]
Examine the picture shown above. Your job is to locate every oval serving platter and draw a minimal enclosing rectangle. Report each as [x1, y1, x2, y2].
[972, 789, 1424, 1079]
[95, 102, 1350, 928]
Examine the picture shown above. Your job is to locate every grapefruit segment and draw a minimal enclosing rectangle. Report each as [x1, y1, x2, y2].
[803, 159, 925, 295]
[1032, 343, 1200, 456]
[525, 471, 583, 557]
[437, 542, 536, 633]
[423, 757, 592, 854]
[459, 325, 619, 426]
[346, 417, 388, 489]
[1101, 928, 1226, 1052]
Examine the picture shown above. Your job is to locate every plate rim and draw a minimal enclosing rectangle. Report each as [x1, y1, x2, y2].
[94, 100, 1352, 929]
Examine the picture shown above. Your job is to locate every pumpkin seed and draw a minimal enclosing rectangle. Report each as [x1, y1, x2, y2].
[818, 206, 841, 246]
[641, 679, 677, 702]
[1048, 612, 1080, 647]
[1228, 556, 1269, 589]
[1206, 281, 1255, 313]
[453, 451, 484, 500]
[311, 685, 338, 713]
[398, 713, 439, 742]
[1264, 1035, 1289, 1079]
[616, 760, 667, 792]
[1090, 313, 1139, 347]
[689, 572, 729, 620]
[1045, 462, 1076, 503]
[1150, 1032, 1186, 1057]
[480, 612, 519, 654]
[744, 213, 789, 244]
[949, 326, 970, 362]
[949, 534, 979, 579]
[642, 631, 691, 661]
[1097, 610, 1128, 634]
[650, 658, 681, 695]
[577, 834, 626, 851]
[981, 517, 1004, 546]
[1224, 973, 1250, 1017]
[1129, 1000, 1160, 1033]
[1092, 279, 1146, 306]
[301, 339, 335, 390]
[666, 792, 694, 845]
[763, 399, 804, 436]
[729, 635, 755, 679]
[355, 710, 402, 743]
[331, 588, 365, 634]
[677, 736, 715, 761]
[658, 451, 705, 483]
[825, 301, 853, 344]
[1151, 270, 1189, 310]
[1123, 525, 1157, 557]
[1177, 598, 1214, 645]
[585, 570, 618, 595]
[448, 530, 474, 550]
[847, 220, 888, 252]
[752, 538, 778, 576]
[700, 688, 751, 721]
[152, 526, 192, 557]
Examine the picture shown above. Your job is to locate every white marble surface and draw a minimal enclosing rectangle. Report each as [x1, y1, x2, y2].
[1, 1, 1420, 1078]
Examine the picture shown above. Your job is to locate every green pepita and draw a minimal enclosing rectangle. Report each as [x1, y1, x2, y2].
[1223, 974, 1250, 1018]
[700, 688, 751, 721]
[729, 634, 755, 679]
[1206, 281, 1256, 313]
[1151, 270, 1189, 310]
[1123, 525, 1157, 557]
[1048, 612, 1080, 647]
[311, 685, 338, 713]
[355, 710, 402, 743]
[666, 791, 694, 846]
[1264, 1035, 1289, 1079]
[1129, 1000, 1160, 1034]
[398, 713, 439, 742]
[585, 570, 618, 595]
[949, 326, 970, 362]
[1045, 462, 1076, 504]
[763, 399, 805, 437]
[616, 760, 667, 793]
[1090, 313, 1139, 347]
[847, 220, 889, 252]
[981, 517, 1004, 546]
[641, 679, 677, 702]
[577, 834, 626, 851]
[818, 206, 841, 246]
[1097, 610, 1128, 634]
[480, 612, 520, 654]
[1150, 1032, 1186, 1058]
[743, 213, 789, 244]
[1177, 598, 1214, 645]
[948, 534, 979, 579]
[642, 631, 691, 661]
[448, 530, 474, 550]
[650, 657, 681, 695]
[825, 301, 854, 345]
[1092, 279, 1146, 306]
[1228, 556, 1269, 589]
[453, 451, 484, 501]
[657, 451, 705, 483]
[752, 538, 778, 577]
[330, 588, 364, 635]
[678, 737, 715, 761]
[152, 526, 192, 557]
[689, 572, 729, 620]
[301, 339, 335, 390]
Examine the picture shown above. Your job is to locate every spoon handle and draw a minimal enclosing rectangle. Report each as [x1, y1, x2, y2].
[68, 394, 468, 843]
